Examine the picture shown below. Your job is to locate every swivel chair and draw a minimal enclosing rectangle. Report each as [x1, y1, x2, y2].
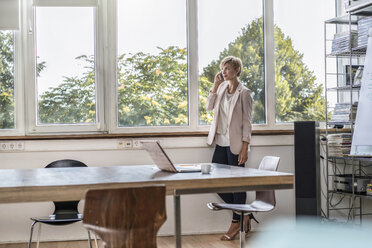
[28, 159, 93, 248]
[83, 185, 166, 248]
[207, 156, 280, 248]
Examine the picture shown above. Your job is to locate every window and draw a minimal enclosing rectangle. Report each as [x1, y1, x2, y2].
[0, 31, 15, 130]
[0, 0, 338, 136]
[198, 0, 264, 125]
[34, 7, 96, 126]
[116, 0, 187, 127]
[273, 0, 335, 123]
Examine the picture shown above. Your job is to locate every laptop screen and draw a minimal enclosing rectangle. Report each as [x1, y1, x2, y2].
[141, 141, 178, 172]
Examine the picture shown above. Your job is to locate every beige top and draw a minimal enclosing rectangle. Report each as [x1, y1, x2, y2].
[215, 90, 235, 146]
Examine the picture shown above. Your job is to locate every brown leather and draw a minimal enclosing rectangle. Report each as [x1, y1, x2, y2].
[83, 185, 166, 248]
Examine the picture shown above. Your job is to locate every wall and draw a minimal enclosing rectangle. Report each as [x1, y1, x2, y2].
[0, 135, 295, 243]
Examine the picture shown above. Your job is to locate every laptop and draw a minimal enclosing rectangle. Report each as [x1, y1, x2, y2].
[141, 141, 201, 173]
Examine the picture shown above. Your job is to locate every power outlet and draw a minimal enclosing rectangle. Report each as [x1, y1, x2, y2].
[0, 142, 25, 151]
[117, 139, 132, 149]
[132, 139, 142, 148]
[0, 143, 8, 151]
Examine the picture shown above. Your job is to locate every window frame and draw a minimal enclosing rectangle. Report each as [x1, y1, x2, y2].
[0, 0, 305, 137]
[25, 0, 104, 135]
[0, 29, 24, 136]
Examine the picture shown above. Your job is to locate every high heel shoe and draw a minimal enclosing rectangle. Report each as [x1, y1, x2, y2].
[220, 220, 240, 241]
[244, 213, 259, 233]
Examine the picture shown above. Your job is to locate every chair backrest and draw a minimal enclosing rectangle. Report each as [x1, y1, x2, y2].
[46, 159, 87, 216]
[83, 185, 166, 248]
[46, 159, 87, 169]
[256, 156, 280, 207]
[258, 156, 280, 171]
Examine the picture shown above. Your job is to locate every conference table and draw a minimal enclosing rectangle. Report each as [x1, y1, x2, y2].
[0, 163, 294, 248]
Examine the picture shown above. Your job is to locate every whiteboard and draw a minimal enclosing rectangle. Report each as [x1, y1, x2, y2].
[351, 29, 372, 156]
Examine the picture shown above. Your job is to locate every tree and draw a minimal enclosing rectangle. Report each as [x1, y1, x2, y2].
[199, 18, 327, 124]
[37, 18, 327, 126]
[1, 31, 45, 128]
[38, 47, 189, 127]
[117, 46, 188, 126]
[199, 18, 265, 124]
[38, 55, 96, 124]
[0, 31, 15, 129]
[274, 21, 326, 122]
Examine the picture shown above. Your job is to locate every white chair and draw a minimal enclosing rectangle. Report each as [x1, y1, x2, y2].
[207, 156, 280, 248]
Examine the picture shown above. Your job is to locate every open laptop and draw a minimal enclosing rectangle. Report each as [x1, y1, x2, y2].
[141, 141, 201, 173]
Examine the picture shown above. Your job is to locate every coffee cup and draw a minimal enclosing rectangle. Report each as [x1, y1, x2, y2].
[201, 163, 212, 174]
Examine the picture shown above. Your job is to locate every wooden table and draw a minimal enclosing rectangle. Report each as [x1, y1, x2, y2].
[0, 163, 294, 247]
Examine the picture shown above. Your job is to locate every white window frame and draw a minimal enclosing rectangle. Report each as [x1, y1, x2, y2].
[24, 0, 104, 135]
[0, 29, 25, 136]
[108, 0, 291, 134]
[0, 0, 313, 137]
[257, 0, 294, 131]
[107, 0, 205, 134]
[0, 0, 23, 135]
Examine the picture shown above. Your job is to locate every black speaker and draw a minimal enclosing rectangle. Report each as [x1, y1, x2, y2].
[294, 121, 320, 216]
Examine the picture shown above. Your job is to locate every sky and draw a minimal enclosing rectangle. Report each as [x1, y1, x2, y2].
[36, 7, 94, 95]
[36, 0, 336, 105]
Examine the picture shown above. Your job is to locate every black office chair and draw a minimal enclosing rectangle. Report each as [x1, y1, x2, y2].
[207, 156, 280, 248]
[28, 159, 94, 248]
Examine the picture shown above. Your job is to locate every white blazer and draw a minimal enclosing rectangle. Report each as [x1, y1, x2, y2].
[206, 81, 253, 155]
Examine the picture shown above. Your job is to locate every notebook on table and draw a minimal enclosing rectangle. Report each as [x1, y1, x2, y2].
[141, 141, 201, 173]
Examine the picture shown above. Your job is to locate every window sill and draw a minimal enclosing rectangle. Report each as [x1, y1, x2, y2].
[0, 129, 294, 141]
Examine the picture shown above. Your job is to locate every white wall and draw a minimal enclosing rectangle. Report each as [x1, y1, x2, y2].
[0, 135, 295, 243]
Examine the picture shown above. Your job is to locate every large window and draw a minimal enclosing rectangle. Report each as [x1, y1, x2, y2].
[0, 31, 15, 130]
[35, 7, 96, 125]
[198, 0, 264, 125]
[0, 0, 338, 136]
[274, 0, 335, 123]
[117, 0, 187, 127]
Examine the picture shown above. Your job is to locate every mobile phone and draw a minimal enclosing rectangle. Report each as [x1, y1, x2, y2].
[218, 73, 223, 80]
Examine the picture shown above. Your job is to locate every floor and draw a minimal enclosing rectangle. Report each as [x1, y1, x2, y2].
[0, 233, 257, 248]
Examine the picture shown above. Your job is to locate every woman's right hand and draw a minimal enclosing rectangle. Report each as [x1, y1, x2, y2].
[211, 72, 224, 93]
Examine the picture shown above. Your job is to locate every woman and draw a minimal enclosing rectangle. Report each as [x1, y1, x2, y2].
[206, 56, 253, 241]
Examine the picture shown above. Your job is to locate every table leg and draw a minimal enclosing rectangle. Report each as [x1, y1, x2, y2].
[174, 194, 181, 248]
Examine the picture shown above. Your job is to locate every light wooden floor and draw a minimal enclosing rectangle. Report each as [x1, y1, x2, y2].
[0, 233, 257, 248]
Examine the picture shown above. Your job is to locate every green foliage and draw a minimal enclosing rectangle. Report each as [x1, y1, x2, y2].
[38, 55, 96, 124]
[274, 23, 327, 122]
[200, 17, 328, 124]
[199, 18, 265, 124]
[117, 47, 188, 126]
[0, 31, 15, 129]
[1, 18, 327, 127]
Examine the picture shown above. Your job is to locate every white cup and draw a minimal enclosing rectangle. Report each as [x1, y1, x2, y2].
[201, 163, 212, 174]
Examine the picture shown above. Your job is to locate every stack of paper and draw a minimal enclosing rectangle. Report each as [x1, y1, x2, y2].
[357, 16, 372, 49]
[331, 103, 358, 123]
[328, 133, 352, 157]
[331, 31, 358, 54]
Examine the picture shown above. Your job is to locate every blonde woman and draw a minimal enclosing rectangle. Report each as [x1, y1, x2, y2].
[206, 56, 253, 241]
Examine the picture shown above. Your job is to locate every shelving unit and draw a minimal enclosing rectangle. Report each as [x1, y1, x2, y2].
[324, 2, 372, 223]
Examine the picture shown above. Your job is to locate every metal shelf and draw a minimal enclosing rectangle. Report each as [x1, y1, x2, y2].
[327, 85, 361, 91]
[324, 3, 372, 221]
[325, 15, 358, 24]
[328, 156, 372, 162]
[328, 121, 354, 126]
[327, 45, 367, 57]
[327, 51, 366, 57]
[329, 190, 372, 200]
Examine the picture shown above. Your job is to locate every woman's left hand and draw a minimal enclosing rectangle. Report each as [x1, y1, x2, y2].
[238, 149, 248, 165]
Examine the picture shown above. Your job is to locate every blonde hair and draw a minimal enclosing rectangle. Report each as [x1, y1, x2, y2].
[220, 56, 243, 77]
